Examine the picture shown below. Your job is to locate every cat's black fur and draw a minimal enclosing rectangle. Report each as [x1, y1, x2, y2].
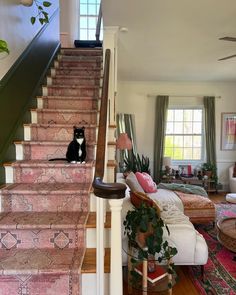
[49, 126, 86, 163]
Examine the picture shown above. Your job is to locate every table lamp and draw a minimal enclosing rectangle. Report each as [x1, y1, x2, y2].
[163, 157, 172, 175]
[116, 133, 132, 172]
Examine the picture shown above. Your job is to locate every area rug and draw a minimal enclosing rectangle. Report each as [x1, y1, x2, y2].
[188, 203, 236, 295]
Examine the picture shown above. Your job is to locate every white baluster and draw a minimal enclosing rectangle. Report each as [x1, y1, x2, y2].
[109, 198, 124, 295]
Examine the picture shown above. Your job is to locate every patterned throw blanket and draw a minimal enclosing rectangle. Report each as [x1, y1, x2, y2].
[174, 191, 215, 223]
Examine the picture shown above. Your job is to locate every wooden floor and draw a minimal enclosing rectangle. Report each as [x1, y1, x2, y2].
[123, 192, 227, 295]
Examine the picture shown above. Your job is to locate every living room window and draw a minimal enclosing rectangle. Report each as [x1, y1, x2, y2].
[164, 108, 204, 162]
[79, 0, 102, 40]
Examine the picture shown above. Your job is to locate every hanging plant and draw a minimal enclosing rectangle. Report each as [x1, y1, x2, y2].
[30, 1, 52, 25]
[0, 40, 9, 55]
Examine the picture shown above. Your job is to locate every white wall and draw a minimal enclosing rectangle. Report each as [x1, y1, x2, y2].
[117, 80, 236, 188]
[60, 0, 78, 47]
[0, 0, 59, 80]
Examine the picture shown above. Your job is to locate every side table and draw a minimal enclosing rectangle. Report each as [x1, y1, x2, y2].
[217, 217, 236, 252]
[126, 246, 175, 295]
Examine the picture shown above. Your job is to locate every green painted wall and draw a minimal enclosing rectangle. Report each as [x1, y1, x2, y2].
[0, 10, 60, 184]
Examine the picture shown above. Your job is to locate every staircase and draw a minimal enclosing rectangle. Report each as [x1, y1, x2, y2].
[0, 48, 108, 295]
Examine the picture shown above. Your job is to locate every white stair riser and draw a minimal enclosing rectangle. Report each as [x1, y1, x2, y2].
[4, 166, 13, 183]
[86, 228, 110, 248]
[82, 274, 109, 295]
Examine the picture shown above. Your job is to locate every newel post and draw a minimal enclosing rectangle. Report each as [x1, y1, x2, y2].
[109, 198, 124, 295]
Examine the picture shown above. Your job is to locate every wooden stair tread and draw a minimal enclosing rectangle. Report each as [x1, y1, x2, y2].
[86, 212, 111, 228]
[81, 248, 110, 273]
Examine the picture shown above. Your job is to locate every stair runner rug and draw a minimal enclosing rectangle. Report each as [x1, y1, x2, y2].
[188, 203, 236, 295]
[0, 48, 102, 294]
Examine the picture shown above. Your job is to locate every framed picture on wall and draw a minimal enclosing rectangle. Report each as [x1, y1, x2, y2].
[221, 113, 236, 150]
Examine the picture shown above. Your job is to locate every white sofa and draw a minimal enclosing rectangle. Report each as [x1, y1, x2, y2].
[118, 174, 208, 267]
[122, 195, 208, 266]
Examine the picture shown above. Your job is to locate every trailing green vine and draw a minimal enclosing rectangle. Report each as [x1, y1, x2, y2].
[30, 1, 52, 25]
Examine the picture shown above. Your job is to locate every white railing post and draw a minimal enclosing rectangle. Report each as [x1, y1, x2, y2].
[96, 197, 105, 295]
[109, 198, 124, 295]
[103, 26, 119, 125]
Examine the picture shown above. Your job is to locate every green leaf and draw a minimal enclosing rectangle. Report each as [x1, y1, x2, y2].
[30, 16, 36, 24]
[0, 40, 9, 54]
[38, 5, 43, 10]
[43, 1, 52, 7]
[39, 18, 44, 25]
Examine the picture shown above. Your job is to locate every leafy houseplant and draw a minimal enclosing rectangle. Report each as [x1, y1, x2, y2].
[124, 151, 150, 174]
[201, 162, 218, 183]
[124, 203, 178, 288]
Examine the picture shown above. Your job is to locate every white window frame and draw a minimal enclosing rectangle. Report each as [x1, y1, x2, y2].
[164, 106, 205, 167]
[79, 0, 102, 40]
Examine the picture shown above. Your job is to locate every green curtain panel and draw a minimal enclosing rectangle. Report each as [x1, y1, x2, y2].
[153, 96, 169, 182]
[203, 96, 217, 169]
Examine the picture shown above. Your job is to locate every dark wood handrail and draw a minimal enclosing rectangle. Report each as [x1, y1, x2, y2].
[92, 49, 126, 199]
[95, 3, 102, 42]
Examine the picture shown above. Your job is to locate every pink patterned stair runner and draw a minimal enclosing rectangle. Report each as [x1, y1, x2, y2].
[0, 48, 102, 295]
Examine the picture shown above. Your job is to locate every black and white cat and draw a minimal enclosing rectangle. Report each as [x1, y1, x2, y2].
[49, 126, 86, 163]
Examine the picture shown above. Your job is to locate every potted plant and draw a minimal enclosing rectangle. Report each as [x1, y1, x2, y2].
[124, 151, 150, 174]
[201, 162, 218, 182]
[123, 203, 178, 289]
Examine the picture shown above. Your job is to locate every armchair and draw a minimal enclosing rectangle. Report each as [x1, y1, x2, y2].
[229, 165, 236, 193]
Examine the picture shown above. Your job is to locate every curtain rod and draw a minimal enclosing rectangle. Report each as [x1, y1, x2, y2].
[147, 94, 221, 98]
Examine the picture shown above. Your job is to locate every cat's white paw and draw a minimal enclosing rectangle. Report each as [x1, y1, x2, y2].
[77, 161, 82, 164]
[70, 161, 76, 164]
[82, 161, 86, 164]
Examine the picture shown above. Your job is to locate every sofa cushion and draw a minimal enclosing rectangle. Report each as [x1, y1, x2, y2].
[126, 172, 145, 192]
[135, 172, 157, 193]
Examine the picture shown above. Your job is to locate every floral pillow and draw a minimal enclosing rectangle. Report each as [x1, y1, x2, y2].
[135, 172, 157, 193]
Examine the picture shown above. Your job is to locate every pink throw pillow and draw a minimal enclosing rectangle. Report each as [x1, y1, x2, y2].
[135, 172, 157, 193]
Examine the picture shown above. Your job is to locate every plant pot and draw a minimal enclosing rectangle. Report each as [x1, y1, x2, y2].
[204, 170, 212, 178]
[20, 0, 33, 7]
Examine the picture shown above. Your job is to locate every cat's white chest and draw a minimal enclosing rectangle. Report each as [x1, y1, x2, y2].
[76, 138, 84, 157]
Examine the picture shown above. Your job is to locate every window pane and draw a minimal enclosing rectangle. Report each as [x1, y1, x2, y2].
[184, 109, 192, 121]
[88, 17, 96, 28]
[165, 148, 173, 158]
[193, 136, 201, 147]
[174, 110, 183, 121]
[164, 108, 203, 161]
[184, 136, 192, 147]
[165, 136, 174, 147]
[80, 0, 88, 4]
[183, 148, 192, 159]
[88, 4, 96, 15]
[174, 148, 183, 160]
[80, 4, 88, 15]
[174, 122, 183, 134]
[174, 136, 183, 147]
[193, 122, 202, 134]
[193, 109, 202, 121]
[80, 29, 88, 40]
[88, 29, 96, 40]
[166, 122, 173, 134]
[193, 148, 201, 160]
[167, 110, 174, 121]
[183, 122, 192, 134]
[80, 17, 87, 28]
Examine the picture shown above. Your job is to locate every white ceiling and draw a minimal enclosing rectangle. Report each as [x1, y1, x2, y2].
[102, 0, 236, 81]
